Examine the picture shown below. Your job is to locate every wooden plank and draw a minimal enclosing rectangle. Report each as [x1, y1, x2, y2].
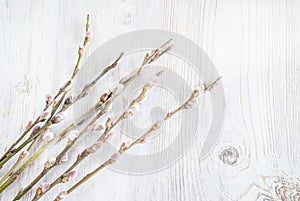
[0, 0, 299, 200]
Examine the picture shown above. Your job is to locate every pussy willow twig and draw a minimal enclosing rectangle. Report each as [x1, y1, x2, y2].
[12, 40, 172, 200]
[0, 91, 115, 194]
[0, 14, 92, 169]
[0, 51, 124, 186]
[0, 136, 40, 185]
[31, 79, 157, 201]
[1, 36, 171, 169]
[52, 77, 222, 201]
[0, 48, 124, 190]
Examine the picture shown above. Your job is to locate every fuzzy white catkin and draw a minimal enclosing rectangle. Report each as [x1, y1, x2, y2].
[42, 132, 54, 142]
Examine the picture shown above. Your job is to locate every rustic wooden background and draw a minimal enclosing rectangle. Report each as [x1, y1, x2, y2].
[0, 0, 300, 200]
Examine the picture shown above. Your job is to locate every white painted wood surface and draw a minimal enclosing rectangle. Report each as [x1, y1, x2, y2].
[1, 0, 300, 200]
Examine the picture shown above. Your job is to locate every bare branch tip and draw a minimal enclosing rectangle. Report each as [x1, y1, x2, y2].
[156, 70, 165, 76]
[160, 45, 173, 56]
[86, 14, 91, 25]
[159, 38, 173, 49]
[204, 76, 222, 91]
[212, 76, 222, 85]
[117, 52, 125, 61]
[165, 38, 173, 44]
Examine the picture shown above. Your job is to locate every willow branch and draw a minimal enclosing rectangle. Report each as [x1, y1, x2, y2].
[14, 93, 112, 200]
[53, 77, 222, 200]
[0, 133, 42, 185]
[0, 14, 92, 169]
[0, 91, 115, 194]
[31, 79, 156, 201]
[0, 52, 124, 186]
[12, 39, 172, 200]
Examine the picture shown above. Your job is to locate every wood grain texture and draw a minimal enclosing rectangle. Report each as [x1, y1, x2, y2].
[0, 0, 299, 200]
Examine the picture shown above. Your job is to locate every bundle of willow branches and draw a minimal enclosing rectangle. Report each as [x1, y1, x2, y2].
[0, 15, 221, 201]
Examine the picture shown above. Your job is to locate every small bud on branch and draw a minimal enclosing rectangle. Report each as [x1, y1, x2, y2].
[60, 80, 73, 92]
[45, 94, 53, 105]
[59, 154, 68, 164]
[62, 171, 76, 183]
[105, 118, 113, 129]
[78, 46, 84, 56]
[67, 130, 80, 142]
[92, 125, 104, 131]
[64, 96, 74, 105]
[40, 182, 50, 193]
[100, 92, 109, 103]
[44, 158, 56, 169]
[39, 111, 50, 122]
[55, 191, 68, 201]
[110, 153, 120, 164]
[51, 113, 65, 124]
[26, 120, 33, 130]
[31, 126, 40, 135]
[123, 111, 134, 119]
[104, 132, 114, 142]
[42, 132, 54, 143]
